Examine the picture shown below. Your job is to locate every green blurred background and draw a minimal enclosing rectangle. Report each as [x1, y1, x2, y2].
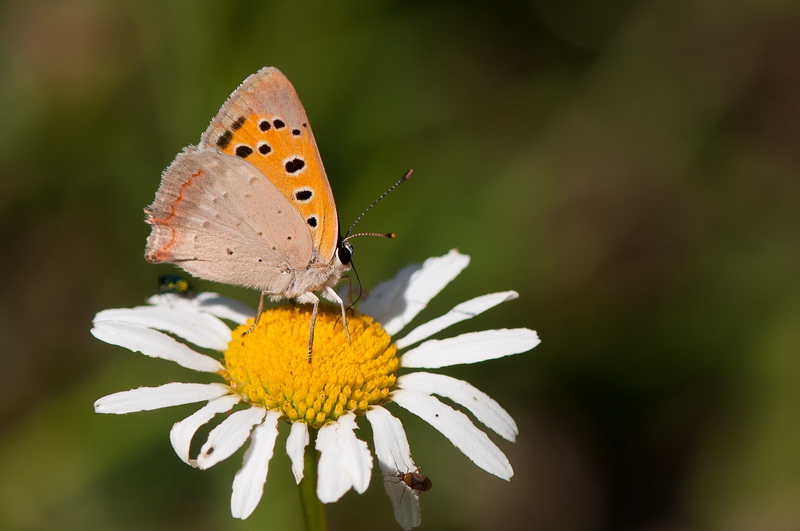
[2, 0, 799, 529]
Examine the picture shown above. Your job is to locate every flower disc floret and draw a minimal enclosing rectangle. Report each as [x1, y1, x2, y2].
[224, 306, 398, 428]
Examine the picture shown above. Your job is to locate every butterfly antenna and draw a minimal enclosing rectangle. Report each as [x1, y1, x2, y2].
[344, 169, 412, 239]
[345, 231, 396, 241]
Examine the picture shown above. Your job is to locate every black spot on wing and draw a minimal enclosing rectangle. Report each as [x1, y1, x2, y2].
[285, 157, 305, 174]
[295, 189, 313, 202]
[231, 116, 246, 130]
[217, 130, 233, 149]
[235, 145, 253, 158]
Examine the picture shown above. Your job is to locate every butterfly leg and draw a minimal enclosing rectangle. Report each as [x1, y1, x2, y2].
[306, 292, 320, 363]
[341, 274, 355, 306]
[324, 286, 351, 343]
[243, 290, 270, 336]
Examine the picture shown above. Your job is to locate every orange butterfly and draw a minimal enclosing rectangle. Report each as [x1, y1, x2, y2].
[145, 67, 366, 359]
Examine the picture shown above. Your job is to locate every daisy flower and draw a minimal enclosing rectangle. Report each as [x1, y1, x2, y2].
[93, 250, 540, 529]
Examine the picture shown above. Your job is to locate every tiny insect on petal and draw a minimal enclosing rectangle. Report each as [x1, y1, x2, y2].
[366, 407, 422, 530]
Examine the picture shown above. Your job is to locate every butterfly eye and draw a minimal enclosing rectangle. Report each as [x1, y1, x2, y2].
[337, 241, 353, 265]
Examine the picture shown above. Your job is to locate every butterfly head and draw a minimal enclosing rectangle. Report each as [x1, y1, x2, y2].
[336, 238, 353, 267]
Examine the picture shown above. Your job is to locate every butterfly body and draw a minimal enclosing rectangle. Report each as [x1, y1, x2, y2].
[145, 67, 352, 355]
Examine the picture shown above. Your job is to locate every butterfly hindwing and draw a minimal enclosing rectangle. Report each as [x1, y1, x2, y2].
[198, 67, 339, 265]
[145, 149, 314, 291]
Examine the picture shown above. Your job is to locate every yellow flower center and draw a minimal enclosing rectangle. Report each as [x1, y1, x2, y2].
[223, 305, 398, 428]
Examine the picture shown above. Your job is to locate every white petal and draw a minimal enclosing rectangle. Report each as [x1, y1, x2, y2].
[315, 414, 372, 502]
[145, 293, 191, 307]
[397, 372, 518, 442]
[91, 322, 224, 373]
[395, 291, 518, 349]
[316, 422, 352, 503]
[401, 328, 539, 368]
[94, 382, 230, 414]
[231, 410, 281, 519]
[335, 414, 373, 494]
[142, 292, 253, 325]
[194, 292, 255, 325]
[94, 305, 232, 351]
[197, 407, 267, 469]
[366, 407, 415, 472]
[170, 395, 241, 465]
[366, 407, 421, 530]
[392, 389, 513, 480]
[286, 422, 310, 484]
[359, 264, 418, 323]
[361, 250, 470, 335]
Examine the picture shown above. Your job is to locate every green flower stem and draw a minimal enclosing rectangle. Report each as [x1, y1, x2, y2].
[298, 432, 327, 531]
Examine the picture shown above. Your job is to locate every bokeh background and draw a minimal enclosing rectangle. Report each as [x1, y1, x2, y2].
[2, 0, 799, 529]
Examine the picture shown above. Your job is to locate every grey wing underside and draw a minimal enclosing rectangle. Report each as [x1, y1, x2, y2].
[145, 148, 313, 291]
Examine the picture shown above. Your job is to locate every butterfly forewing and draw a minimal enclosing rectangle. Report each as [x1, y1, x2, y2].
[198, 67, 339, 265]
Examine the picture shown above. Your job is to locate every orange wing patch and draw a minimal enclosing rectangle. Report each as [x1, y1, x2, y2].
[213, 113, 336, 263]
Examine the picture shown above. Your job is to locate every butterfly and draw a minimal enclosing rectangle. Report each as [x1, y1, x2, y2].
[145, 67, 376, 360]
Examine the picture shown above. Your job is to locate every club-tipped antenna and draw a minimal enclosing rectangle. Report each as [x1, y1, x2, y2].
[345, 231, 396, 241]
[344, 169, 412, 239]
